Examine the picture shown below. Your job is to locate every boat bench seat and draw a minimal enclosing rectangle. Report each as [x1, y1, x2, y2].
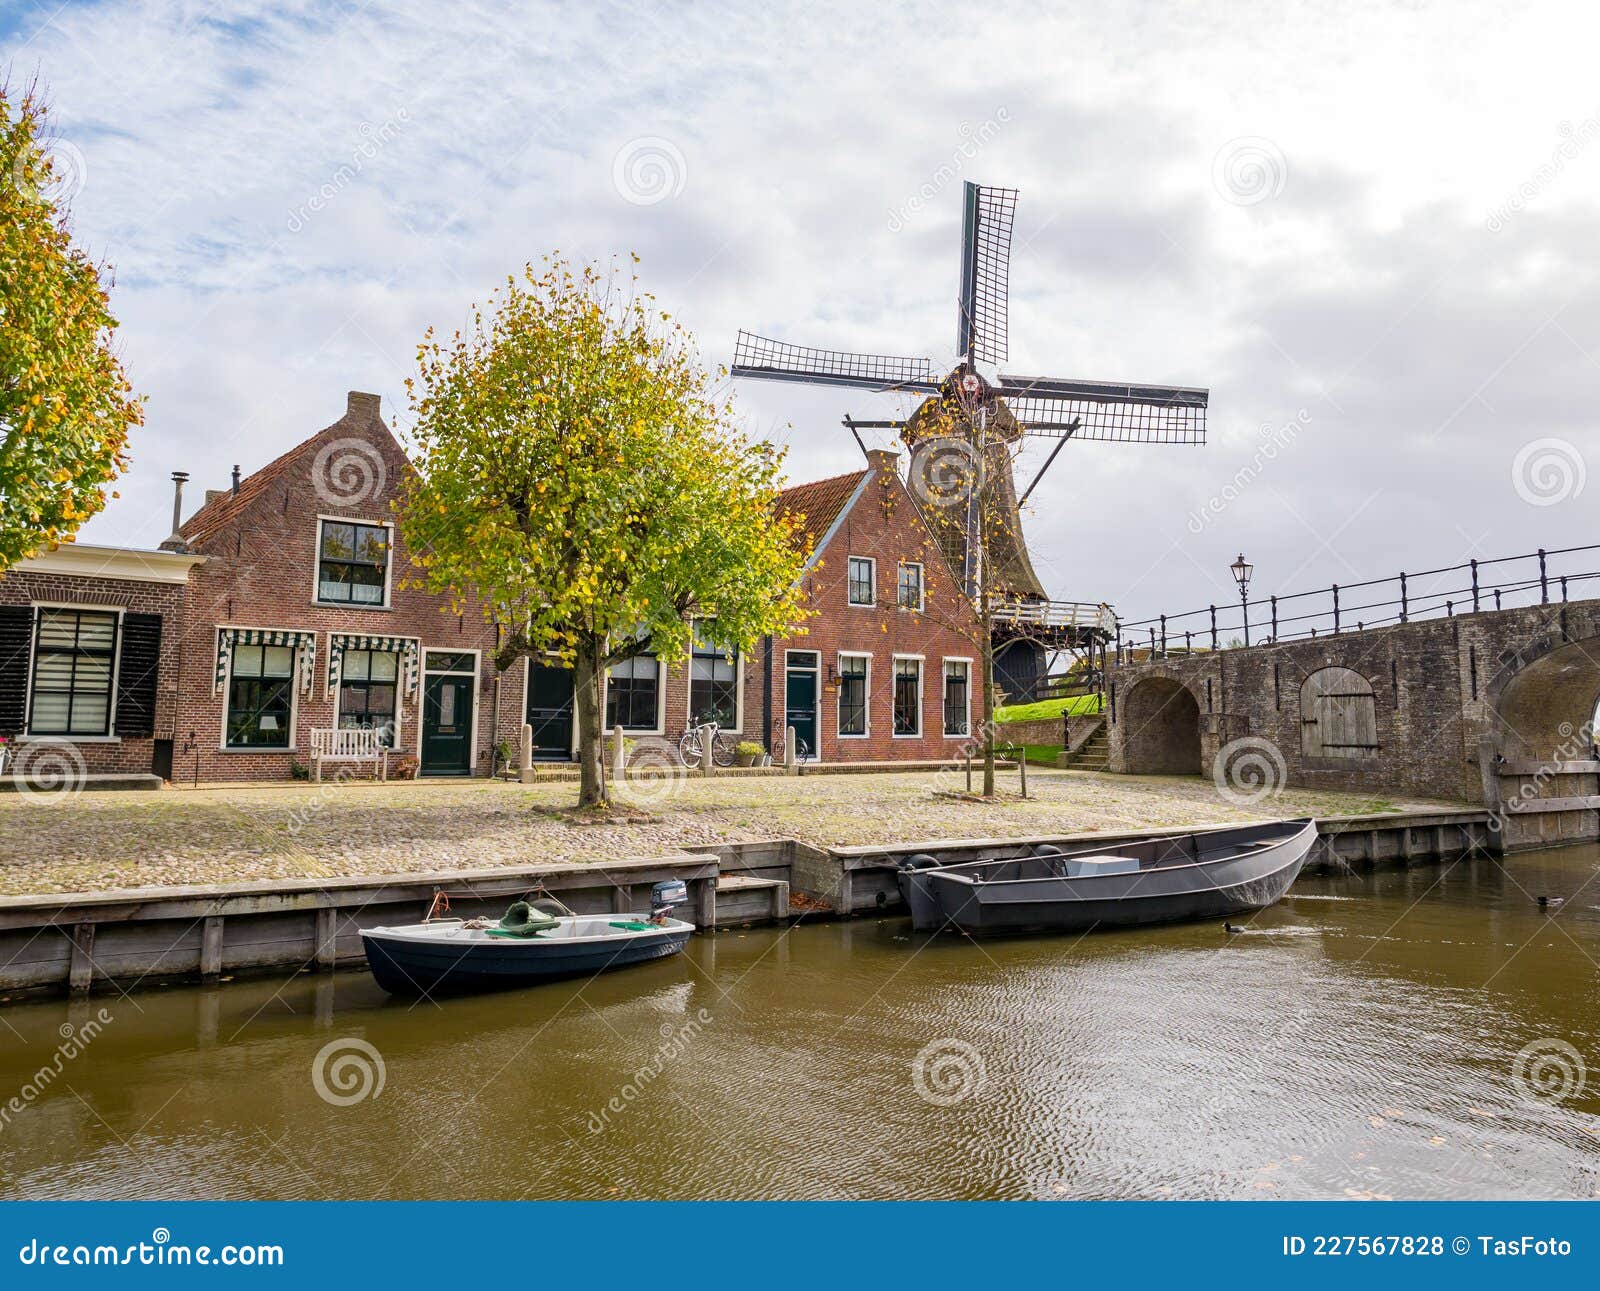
[1060, 854, 1140, 877]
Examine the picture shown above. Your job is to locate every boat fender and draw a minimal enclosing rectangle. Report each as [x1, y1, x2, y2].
[900, 853, 942, 872]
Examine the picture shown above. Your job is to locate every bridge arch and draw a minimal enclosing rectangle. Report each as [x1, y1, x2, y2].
[1122, 675, 1202, 774]
[1488, 635, 1600, 760]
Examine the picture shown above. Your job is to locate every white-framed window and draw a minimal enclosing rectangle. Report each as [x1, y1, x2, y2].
[225, 643, 296, 749]
[837, 652, 871, 737]
[338, 648, 399, 747]
[943, 658, 971, 737]
[27, 607, 120, 737]
[607, 652, 661, 732]
[897, 561, 924, 610]
[847, 556, 876, 606]
[315, 518, 392, 607]
[892, 656, 923, 737]
[689, 620, 740, 729]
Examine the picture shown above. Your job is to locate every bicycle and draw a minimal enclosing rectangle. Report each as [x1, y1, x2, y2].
[677, 719, 738, 768]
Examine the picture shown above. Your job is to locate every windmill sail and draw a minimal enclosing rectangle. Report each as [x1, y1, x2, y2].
[997, 376, 1208, 443]
[731, 331, 939, 392]
[957, 183, 1018, 365]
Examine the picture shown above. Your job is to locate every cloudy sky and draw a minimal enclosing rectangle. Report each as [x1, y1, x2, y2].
[6, 0, 1599, 623]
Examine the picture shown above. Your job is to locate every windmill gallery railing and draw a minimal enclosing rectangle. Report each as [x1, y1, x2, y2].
[1114, 543, 1600, 661]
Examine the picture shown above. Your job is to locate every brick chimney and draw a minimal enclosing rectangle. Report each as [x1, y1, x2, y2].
[346, 391, 381, 419]
[865, 447, 899, 476]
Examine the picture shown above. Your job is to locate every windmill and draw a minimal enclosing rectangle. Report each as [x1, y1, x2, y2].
[731, 181, 1208, 701]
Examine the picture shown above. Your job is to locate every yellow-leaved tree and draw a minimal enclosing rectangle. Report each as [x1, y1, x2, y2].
[399, 256, 811, 807]
[0, 82, 142, 569]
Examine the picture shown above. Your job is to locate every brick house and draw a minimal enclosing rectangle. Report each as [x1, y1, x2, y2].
[0, 393, 981, 782]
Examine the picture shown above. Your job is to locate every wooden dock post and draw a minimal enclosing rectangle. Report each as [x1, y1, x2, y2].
[200, 915, 225, 979]
[315, 907, 339, 968]
[68, 923, 95, 996]
[693, 875, 717, 930]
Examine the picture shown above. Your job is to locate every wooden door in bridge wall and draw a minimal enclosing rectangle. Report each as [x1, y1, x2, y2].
[1300, 666, 1378, 759]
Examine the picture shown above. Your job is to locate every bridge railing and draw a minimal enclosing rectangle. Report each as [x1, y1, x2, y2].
[1113, 543, 1600, 661]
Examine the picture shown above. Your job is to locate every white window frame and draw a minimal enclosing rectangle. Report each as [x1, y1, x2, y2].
[602, 650, 666, 736]
[686, 622, 744, 734]
[896, 561, 925, 611]
[424, 647, 482, 771]
[942, 655, 974, 739]
[336, 646, 405, 750]
[891, 653, 924, 739]
[21, 602, 125, 744]
[219, 633, 302, 753]
[836, 651, 872, 740]
[312, 515, 395, 610]
[846, 555, 876, 608]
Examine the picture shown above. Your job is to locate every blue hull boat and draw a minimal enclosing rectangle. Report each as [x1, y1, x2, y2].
[361, 914, 695, 995]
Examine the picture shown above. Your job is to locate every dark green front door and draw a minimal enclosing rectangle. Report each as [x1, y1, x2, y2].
[421, 674, 474, 775]
[785, 664, 818, 760]
[526, 663, 574, 761]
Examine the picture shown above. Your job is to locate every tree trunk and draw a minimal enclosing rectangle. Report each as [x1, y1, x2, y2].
[573, 640, 607, 808]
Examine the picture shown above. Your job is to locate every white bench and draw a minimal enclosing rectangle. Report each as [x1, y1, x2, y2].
[309, 727, 388, 782]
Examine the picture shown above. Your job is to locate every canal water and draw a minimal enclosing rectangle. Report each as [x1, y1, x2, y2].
[1, 846, 1597, 1200]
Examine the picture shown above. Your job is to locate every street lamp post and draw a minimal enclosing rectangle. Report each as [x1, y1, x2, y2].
[1230, 553, 1253, 647]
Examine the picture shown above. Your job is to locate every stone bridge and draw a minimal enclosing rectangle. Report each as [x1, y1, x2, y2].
[1106, 597, 1600, 852]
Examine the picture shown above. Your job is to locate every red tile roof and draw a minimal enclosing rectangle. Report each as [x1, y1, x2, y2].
[775, 469, 867, 557]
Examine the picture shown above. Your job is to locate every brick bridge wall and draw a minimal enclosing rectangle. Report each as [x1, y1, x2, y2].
[1106, 598, 1600, 852]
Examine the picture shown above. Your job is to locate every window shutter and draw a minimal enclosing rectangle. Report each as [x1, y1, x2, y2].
[115, 613, 163, 738]
[0, 605, 32, 734]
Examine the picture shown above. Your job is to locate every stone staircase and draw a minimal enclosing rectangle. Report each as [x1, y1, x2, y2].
[1057, 719, 1109, 772]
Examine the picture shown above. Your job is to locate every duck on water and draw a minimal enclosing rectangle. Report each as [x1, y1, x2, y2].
[896, 819, 1319, 936]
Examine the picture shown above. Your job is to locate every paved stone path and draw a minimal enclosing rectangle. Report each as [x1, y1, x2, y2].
[0, 769, 1454, 896]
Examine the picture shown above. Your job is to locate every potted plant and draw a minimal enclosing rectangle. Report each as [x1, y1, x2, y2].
[734, 740, 764, 768]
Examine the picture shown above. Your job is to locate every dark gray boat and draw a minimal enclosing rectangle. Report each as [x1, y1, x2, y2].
[896, 818, 1318, 935]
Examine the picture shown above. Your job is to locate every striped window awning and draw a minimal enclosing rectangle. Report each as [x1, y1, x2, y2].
[213, 628, 318, 695]
[327, 634, 421, 697]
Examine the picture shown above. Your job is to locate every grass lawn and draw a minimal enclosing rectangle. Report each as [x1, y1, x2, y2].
[0, 769, 1454, 897]
[993, 693, 1103, 723]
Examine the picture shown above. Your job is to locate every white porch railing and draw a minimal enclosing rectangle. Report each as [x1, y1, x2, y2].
[309, 727, 388, 782]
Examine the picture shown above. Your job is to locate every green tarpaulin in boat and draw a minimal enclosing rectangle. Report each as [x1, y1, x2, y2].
[494, 901, 560, 937]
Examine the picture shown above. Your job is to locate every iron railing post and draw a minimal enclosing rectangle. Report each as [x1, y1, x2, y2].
[1210, 605, 1217, 651]
[1539, 548, 1548, 604]
[1399, 572, 1408, 623]
[1332, 584, 1340, 634]
[1270, 595, 1278, 639]
[1160, 614, 1167, 657]
[1470, 559, 1480, 612]
[1561, 575, 1568, 602]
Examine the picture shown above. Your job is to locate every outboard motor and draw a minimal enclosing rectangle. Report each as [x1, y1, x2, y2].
[650, 879, 689, 924]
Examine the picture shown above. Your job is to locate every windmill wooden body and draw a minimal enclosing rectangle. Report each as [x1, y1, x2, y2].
[732, 182, 1208, 701]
